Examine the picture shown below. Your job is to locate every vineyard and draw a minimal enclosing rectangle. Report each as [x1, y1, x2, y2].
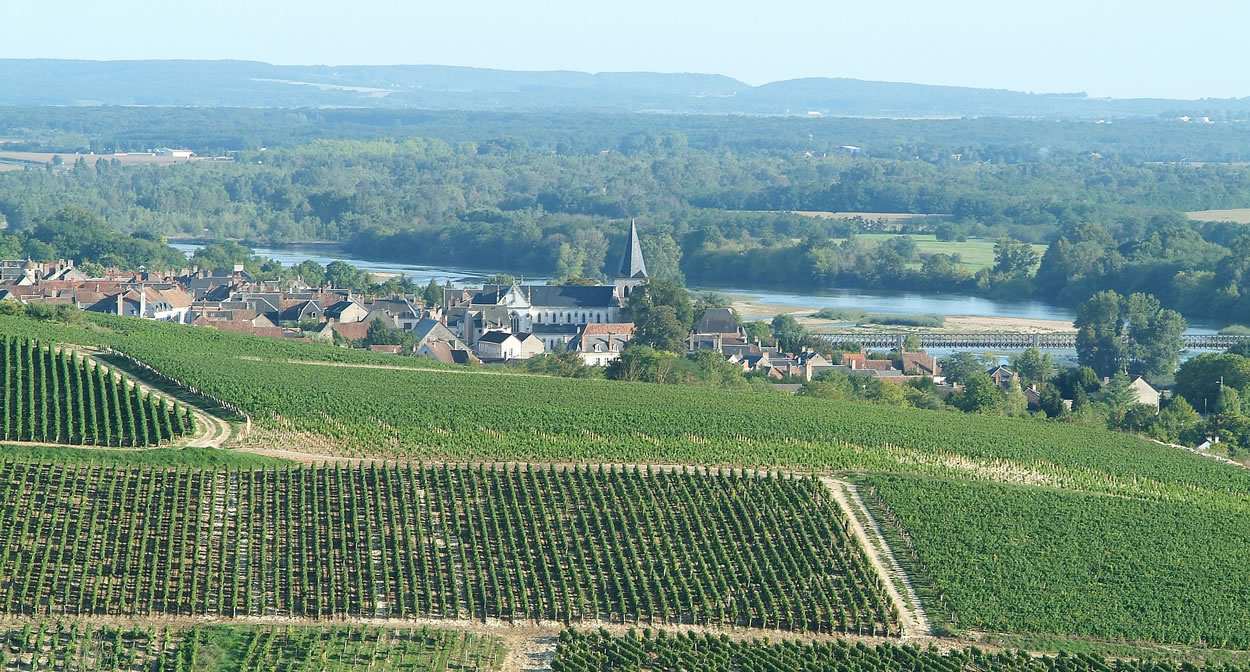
[551, 629, 1249, 672]
[860, 474, 1250, 648]
[0, 461, 895, 635]
[0, 622, 503, 671]
[0, 336, 192, 447]
[3, 314, 1249, 507]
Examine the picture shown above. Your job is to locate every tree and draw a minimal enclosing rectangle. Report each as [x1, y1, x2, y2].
[624, 278, 694, 330]
[634, 305, 686, 353]
[742, 321, 772, 344]
[1175, 353, 1250, 414]
[1075, 290, 1127, 378]
[993, 237, 1040, 277]
[422, 278, 443, 307]
[1215, 386, 1244, 416]
[484, 273, 515, 285]
[902, 333, 923, 353]
[1003, 377, 1029, 416]
[1124, 293, 1186, 381]
[293, 260, 326, 287]
[770, 314, 806, 353]
[952, 372, 1002, 414]
[1011, 347, 1054, 386]
[1038, 383, 1067, 417]
[1099, 372, 1138, 409]
[1150, 396, 1201, 443]
[365, 318, 402, 346]
[800, 370, 854, 400]
[324, 261, 370, 291]
[939, 352, 983, 385]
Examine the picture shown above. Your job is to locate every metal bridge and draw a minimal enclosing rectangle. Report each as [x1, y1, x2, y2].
[815, 332, 1250, 351]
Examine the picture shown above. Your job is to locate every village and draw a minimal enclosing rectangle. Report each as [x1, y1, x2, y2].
[0, 223, 974, 392]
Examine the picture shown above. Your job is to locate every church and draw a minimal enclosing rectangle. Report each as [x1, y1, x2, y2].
[444, 221, 649, 351]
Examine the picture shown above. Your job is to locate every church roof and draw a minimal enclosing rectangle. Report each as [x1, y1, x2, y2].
[617, 220, 648, 279]
[470, 284, 617, 309]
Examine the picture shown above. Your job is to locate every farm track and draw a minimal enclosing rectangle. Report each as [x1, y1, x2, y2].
[0, 613, 973, 672]
[0, 346, 227, 452]
[240, 355, 544, 377]
[71, 347, 232, 449]
[822, 476, 933, 640]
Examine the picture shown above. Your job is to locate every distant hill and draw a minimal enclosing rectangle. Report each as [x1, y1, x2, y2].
[0, 59, 1247, 118]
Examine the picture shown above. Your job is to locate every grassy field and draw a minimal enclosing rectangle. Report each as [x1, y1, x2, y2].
[1188, 208, 1250, 224]
[837, 234, 1047, 271]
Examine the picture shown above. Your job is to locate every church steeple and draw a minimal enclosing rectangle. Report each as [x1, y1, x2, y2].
[616, 219, 648, 280]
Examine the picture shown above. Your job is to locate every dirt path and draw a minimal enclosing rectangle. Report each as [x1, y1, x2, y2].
[821, 476, 932, 640]
[239, 355, 543, 377]
[73, 348, 233, 449]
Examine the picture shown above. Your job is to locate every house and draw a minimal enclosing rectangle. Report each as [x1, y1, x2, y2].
[417, 340, 481, 366]
[475, 331, 544, 361]
[317, 321, 371, 343]
[324, 299, 368, 323]
[567, 322, 635, 366]
[369, 344, 404, 355]
[688, 307, 746, 353]
[898, 352, 940, 377]
[410, 317, 470, 352]
[1129, 375, 1160, 409]
[278, 299, 323, 324]
[987, 366, 1019, 387]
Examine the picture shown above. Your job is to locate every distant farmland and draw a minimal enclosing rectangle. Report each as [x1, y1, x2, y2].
[1188, 208, 1250, 224]
[0, 150, 215, 168]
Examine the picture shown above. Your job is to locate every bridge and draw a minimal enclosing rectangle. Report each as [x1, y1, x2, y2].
[815, 332, 1250, 351]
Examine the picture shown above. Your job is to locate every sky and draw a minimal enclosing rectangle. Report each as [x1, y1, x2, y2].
[2, 0, 1248, 100]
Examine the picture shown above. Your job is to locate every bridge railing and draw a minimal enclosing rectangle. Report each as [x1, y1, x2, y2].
[815, 332, 1250, 351]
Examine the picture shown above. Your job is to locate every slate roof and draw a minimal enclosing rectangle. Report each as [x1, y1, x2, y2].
[476, 331, 515, 344]
[617, 220, 648, 279]
[324, 299, 362, 319]
[695, 308, 738, 335]
[470, 284, 617, 309]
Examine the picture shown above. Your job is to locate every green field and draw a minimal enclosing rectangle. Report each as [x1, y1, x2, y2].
[861, 474, 1250, 647]
[551, 629, 1250, 672]
[0, 336, 192, 446]
[0, 624, 504, 672]
[840, 234, 1047, 271]
[3, 314, 1246, 504]
[0, 461, 892, 634]
[5, 312, 1250, 652]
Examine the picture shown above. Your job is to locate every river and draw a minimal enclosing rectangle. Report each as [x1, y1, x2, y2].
[168, 242, 1220, 352]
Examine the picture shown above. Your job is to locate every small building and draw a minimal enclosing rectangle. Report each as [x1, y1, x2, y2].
[987, 366, 1019, 387]
[1129, 375, 1160, 409]
[568, 322, 635, 366]
[324, 299, 368, 323]
[155, 148, 194, 158]
[417, 340, 481, 366]
[475, 331, 544, 361]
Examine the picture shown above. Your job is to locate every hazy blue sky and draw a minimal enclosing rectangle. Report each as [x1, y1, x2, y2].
[3, 0, 1247, 99]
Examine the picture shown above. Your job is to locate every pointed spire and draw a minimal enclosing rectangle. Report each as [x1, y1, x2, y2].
[617, 219, 647, 279]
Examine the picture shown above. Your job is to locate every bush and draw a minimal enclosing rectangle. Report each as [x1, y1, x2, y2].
[858, 313, 945, 328]
[812, 308, 865, 321]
